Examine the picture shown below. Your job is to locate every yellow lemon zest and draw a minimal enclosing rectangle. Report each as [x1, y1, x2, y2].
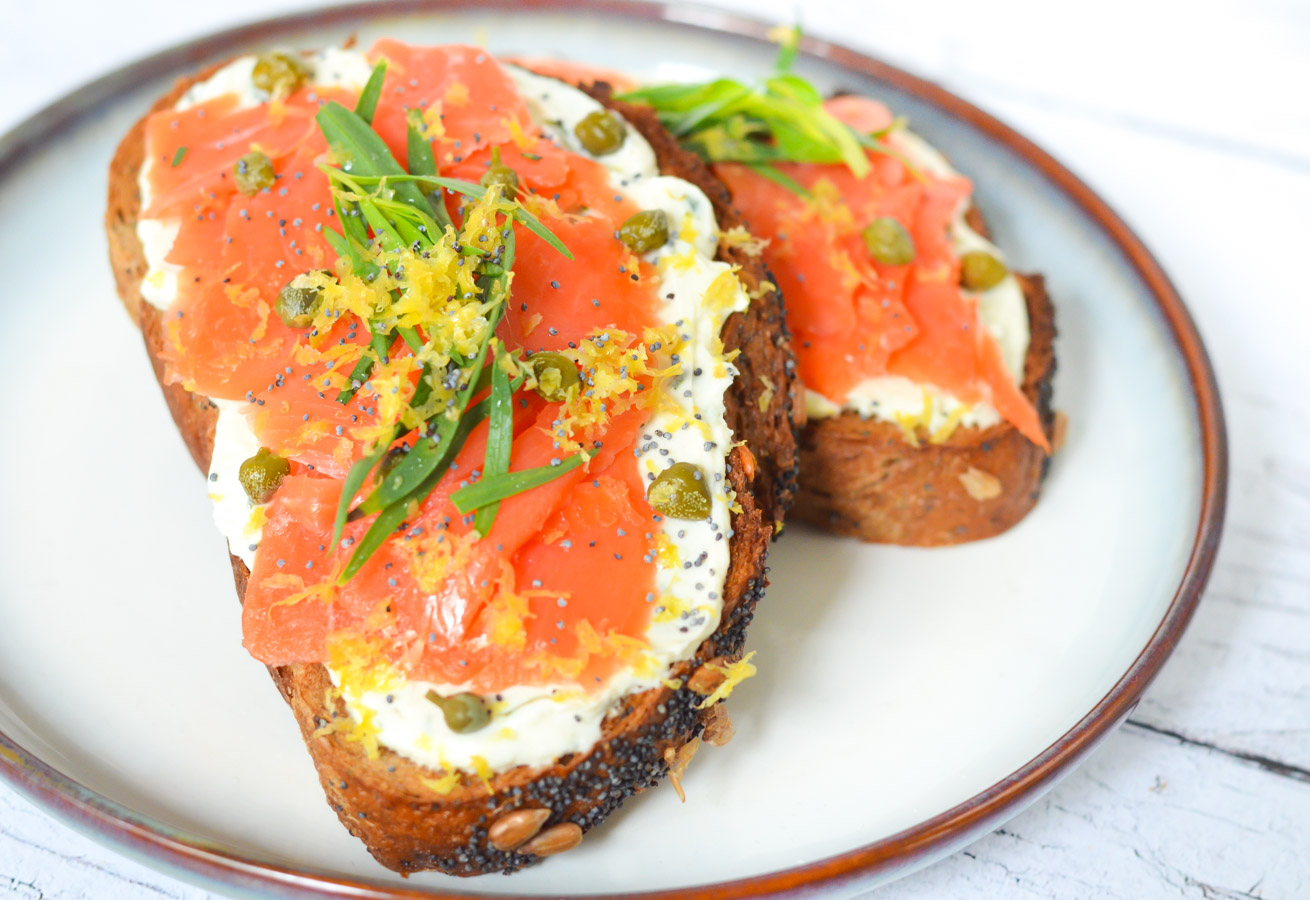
[695, 651, 758, 709]
[422, 771, 462, 795]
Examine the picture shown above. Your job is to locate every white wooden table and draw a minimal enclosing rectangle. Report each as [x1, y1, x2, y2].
[2, 0, 1307, 896]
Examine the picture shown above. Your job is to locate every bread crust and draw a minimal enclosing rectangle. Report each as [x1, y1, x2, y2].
[106, 63, 796, 875]
[793, 265, 1056, 545]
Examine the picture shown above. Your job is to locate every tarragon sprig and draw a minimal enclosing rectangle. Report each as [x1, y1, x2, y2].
[618, 26, 919, 191]
[308, 63, 580, 581]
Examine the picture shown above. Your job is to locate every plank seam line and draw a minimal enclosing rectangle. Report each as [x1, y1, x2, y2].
[1126, 718, 1310, 784]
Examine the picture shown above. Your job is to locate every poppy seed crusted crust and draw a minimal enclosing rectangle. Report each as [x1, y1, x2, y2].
[106, 59, 798, 875]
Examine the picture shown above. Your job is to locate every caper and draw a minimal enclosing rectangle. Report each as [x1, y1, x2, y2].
[618, 209, 670, 255]
[274, 278, 323, 329]
[239, 447, 290, 504]
[480, 149, 520, 198]
[959, 250, 1009, 292]
[251, 51, 310, 97]
[573, 110, 627, 156]
[528, 351, 581, 403]
[234, 151, 275, 196]
[426, 690, 491, 734]
[862, 217, 916, 266]
[647, 461, 713, 520]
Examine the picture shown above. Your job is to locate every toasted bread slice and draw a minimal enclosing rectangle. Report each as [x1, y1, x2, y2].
[626, 78, 1057, 547]
[106, 63, 797, 876]
[794, 263, 1056, 545]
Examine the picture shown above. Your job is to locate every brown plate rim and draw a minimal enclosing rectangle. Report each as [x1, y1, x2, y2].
[0, 0, 1227, 897]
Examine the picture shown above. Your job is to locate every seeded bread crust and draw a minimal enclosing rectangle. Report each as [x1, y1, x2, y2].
[106, 63, 796, 876]
[794, 253, 1056, 545]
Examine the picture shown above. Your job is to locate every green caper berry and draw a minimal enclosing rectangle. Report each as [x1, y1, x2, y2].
[647, 461, 713, 520]
[274, 279, 323, 329]
[234, 151, 275, 196]
[480, 164, 520, 198]
[618, 209, 670, 255]
[426, 690, 491, 734]
[251, 52, 310, 97]
[862, 217, 916, 266]
[959, 251, 1009, 292]
[573, 110, 627, 156]
[529, 351, 581, 403]
[239, 447, 290, 504]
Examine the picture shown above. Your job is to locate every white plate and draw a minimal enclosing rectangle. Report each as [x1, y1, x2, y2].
[0, 2, 1225, 897]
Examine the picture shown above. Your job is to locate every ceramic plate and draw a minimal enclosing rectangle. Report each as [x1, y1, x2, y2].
[0, 2, 1225, 897]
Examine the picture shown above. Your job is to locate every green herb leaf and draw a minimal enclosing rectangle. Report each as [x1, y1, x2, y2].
[348, 229, 516, 520]
[171, 146, 188, 167]
[331, 190, 370, 269]
[354, 60, 387, 125]
[323, 164, 449, 251]
[620, 80, 726, 113]
[336, 329, 391, 405]
[773, 25, 801, 74]
[668, 82, 753, 136]
[316, 101, 441, 223]
[684, 115, 776, 164]
[451, 455, 583, 514]
[336, 353, 373, 405]
[617, 47, 873, 179]
[406, 111, 438, 176]
[474, 351, 513, 534]
[349, 173, 573, 260]
[338, 493, 408, 583]
[322, 227, 355, 263]
[397, 325, 423, 354]
[332, 446, 386, 548]
[338, 396, 492, 583]
[853, 128, 926, 181]
[357, 194, 408, 250]
[766, 73, 822, 106]
[745, 162, 811, 197]
[309, 96, 569, 578]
